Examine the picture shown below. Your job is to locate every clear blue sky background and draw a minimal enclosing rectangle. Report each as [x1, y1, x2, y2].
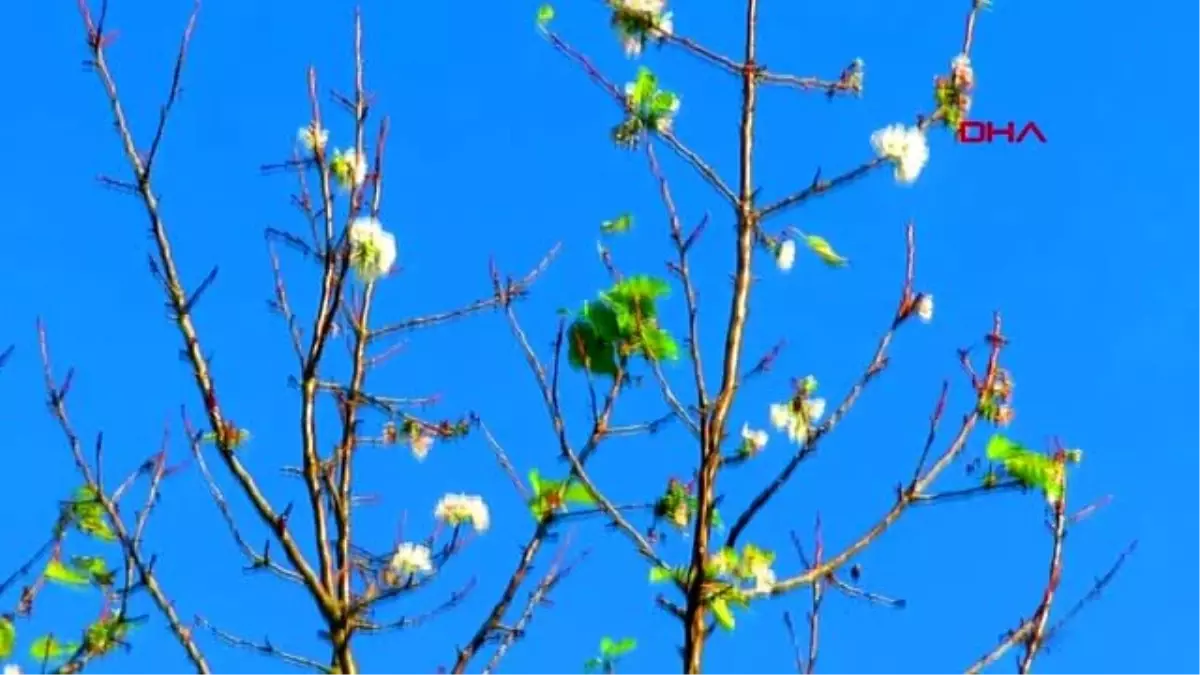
[1, 0, 1196, 673]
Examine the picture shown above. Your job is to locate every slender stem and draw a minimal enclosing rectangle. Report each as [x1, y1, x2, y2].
[682, 1, 759, 672]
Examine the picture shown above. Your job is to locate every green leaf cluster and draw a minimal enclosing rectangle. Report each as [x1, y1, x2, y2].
[648, 565, 687, 584]
[601, 213, 633, 235]
[626, 68, 679, 128]
[985, 434, 1067, 502]
[29, 635, 80, 664]
[44, 556, 113, 588]
[83, 615, 133, 657]
[536, 4, 555, 27]
[527, 469, 596, 521]
[652, 480, 693, 529]
[613, 68, 679, 147]
[648, 574, 755, 631]
[22, 618, 137, 667]
[934, 77, 964, 131]
[705, 581, 752, 631]
[567, 275, 680, 377]
[0, 616, 15, 659]
[584, 636, 637, 673]
[67, 487, 116, 543]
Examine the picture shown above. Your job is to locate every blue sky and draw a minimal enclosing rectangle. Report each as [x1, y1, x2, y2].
[1, 0, 1196, 673]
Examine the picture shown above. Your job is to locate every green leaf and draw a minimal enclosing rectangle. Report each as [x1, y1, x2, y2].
[78, 518, 117, 542]
[651, 91, 678, 116]
[581, 300, 623, 342]
[985, 434, 1023, 461]
[985, 434, 1065, 502]
[607, 637, 637, 657]
[562, 483, 596, 505]
[601, 213, 633, 235]
[566, 319, 620, 377]
[583, 657, 604, 673]
[599, 636, 616, 655]
[528, 469, 543, 495]
[648, 566, 675, 583]
[29, 635, 78, 662]
[804, 235, 849, 267]
[630, 67, 657, 107]
[639, 325, 680, 361]
[710, 597, 736, 630]
[0, 616, 15, 659]
[536, 3, 555, 26]
[71, 556, 114, 587]
[44, 559, 91, 586]
[70, 486, 117, 543]
[84, 616, 130, 656]
[606, 275, 669, 307]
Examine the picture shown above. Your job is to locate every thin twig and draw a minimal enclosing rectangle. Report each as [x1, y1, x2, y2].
[726, 223, 919, 548]
[196, 616, 330, 673]
[767, 314, 1007, 597]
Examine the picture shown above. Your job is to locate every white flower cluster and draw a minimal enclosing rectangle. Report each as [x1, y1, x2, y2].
[775, 239, 796, 271]
[296, 123, 369, 191]
[870, 124, 930, 184]
[435, 493, 490, 533]
[611, 0, 674, 57]
[768, 396, 827, 445]
[750, 559, 776, 594]
[297, 122, 328, 154]
[330, 148, 369, 191]
[389, 542, 433, 576]
[295, 124, 398, 285]
[348, 217, 397, 284]
[740, 424, 769, 455]
[916, 293, 934, 323]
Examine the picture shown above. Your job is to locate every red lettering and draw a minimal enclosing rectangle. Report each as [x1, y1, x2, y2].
[1016, 121, 1047, 143]
[957, 120, 1047, 144]
[958, 120, 988, 143]
[990, 121, 1016, 143]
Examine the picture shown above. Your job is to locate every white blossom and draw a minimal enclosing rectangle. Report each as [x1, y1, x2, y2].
[951, 53, 975, 89]
[347, 217, 397, 283]
[753, 566, 777, 594]
[390, 542, 433, 576]
[650, 11, 674, 38]
[652, 94, 681, 132]
[622, 36, 643, 57]
[916, 293, 934, 323]
[297, 123, 328, 153]
[435, 493, 490, 533]
[776, 239, 796, 271]
[870, 124, 929, 184]
[4, 665, 21, 675]
[331, 147, 368, 190]
[612, 0, 672, 57]
[618, 0, 666, 18]
[769, 402, 792, 431]
[805, 397, 826, 423]
[410, 432, 434, 461]
[740, 424, 769, 454]
[768, 397, 827, 444]
[709, 551, 734, 576]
